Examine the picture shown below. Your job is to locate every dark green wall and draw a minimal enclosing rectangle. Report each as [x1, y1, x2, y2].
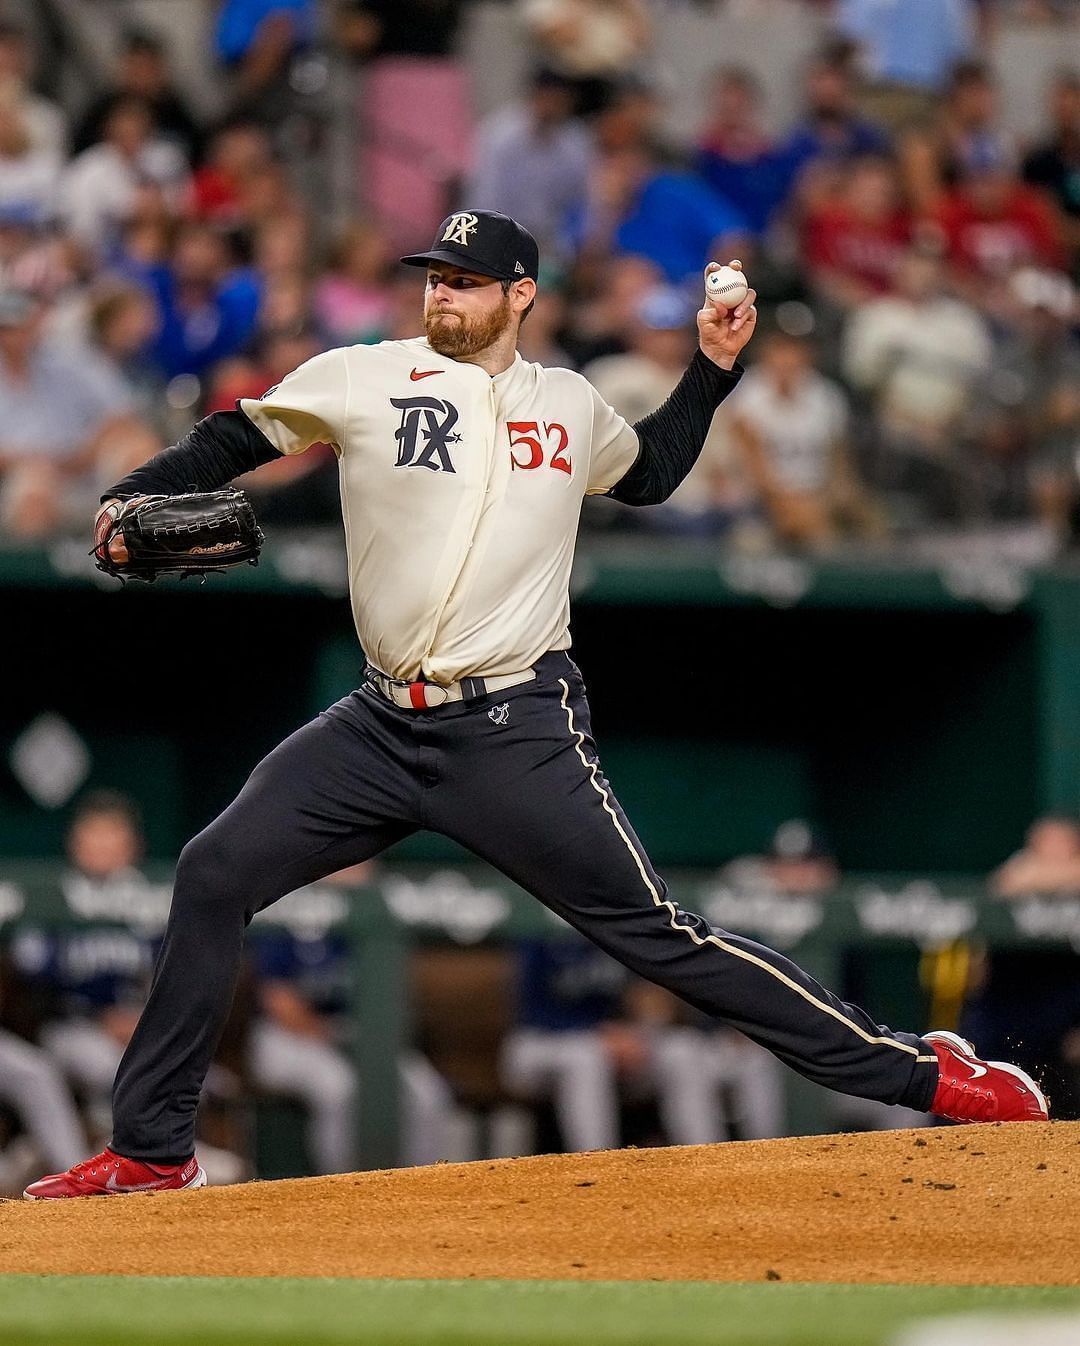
[0, 582, 1043, 873]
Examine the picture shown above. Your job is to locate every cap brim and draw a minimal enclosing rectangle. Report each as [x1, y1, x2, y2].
[399, 249, 510, 280]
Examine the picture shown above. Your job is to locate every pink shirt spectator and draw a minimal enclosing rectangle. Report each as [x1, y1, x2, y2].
[313, 275, 390, 346]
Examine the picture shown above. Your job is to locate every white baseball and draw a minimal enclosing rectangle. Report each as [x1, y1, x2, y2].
[705, 265, 749, 309]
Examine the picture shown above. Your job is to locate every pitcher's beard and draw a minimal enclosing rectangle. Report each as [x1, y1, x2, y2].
[425, 294, 513, 357]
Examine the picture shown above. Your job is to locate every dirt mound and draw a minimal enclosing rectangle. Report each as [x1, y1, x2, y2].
[2, 1123, 1077, 1284]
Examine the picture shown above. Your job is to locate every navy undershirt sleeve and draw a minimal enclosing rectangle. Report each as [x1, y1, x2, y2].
[102, 408, 283, 502]
[612, 352, 743, 507]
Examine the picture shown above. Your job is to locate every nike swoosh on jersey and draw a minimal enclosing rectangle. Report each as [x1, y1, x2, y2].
[410, 368, 443, 381]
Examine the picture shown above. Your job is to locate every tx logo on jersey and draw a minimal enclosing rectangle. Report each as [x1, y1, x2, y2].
[391, 396, 461, 473]
[441, 212, 478, 247]
[488, 703, 510, 726]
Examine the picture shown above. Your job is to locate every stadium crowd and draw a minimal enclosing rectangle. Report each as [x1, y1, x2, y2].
[0, 0, 1073, 550]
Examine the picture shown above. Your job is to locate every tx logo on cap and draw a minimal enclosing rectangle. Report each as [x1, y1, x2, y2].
[442, 213, 478, 247]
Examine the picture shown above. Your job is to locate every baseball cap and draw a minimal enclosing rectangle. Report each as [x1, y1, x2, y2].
[768, 819, 832, 863]
[636, 286, 695, 330]
[400, 210, 540, 283]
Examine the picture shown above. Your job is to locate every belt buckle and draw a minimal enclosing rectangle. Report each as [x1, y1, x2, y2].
[407, 680, 448, 709]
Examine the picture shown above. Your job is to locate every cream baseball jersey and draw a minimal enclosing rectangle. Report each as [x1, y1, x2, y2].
[239, 337, 641, 683]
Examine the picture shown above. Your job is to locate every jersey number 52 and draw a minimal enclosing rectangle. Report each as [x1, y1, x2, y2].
[507, 422, 571, 475]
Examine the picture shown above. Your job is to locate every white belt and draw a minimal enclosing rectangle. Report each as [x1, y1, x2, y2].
[364, 662, 537, 710]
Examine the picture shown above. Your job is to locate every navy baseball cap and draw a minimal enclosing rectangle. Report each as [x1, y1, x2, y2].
[400, 210, 539, 283]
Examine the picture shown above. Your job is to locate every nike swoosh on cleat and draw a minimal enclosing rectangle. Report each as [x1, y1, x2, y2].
[104, 1172, 170, 1192]
[410, 368, 443, 381]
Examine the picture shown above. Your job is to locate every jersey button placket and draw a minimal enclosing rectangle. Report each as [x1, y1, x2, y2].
[419, 371, 494, 678]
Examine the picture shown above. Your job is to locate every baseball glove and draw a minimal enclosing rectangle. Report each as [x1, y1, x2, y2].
[92, 489, 265, 582]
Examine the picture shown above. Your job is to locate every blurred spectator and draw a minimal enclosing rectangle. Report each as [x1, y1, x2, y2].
[0, 88, 61, 223]
[516, 285, 574, 368]
[961, 815, 1080, 1117]
[721, 823, 922, 1130]
[518, 0, 652, 116]
[60, 96, 189, 257]
[584, 285, 757, 536]
[11, 792, 245, 1183]
[695, 67, 796, 242]
[313, 222, 393, 345]
[562, 253, 661, 365]
[25, 793, 154, 1136]
[1022, 69, 1080, 276]
[85, 282, 166, 428]
[501, 936, 751, 1150]
[0, 208, 77, 302]
[621, 983, 784, 1144]
[991, 816, 1080, 897]
[226, 157, 299, 237]
[0, 20, 66, 158]
[210, 329, 342, 525]
[779, 46, 892, 206]
[592, 77, 659, 158]
[215, 0, 315, 118]
[135, 221, 261, 381]
[250, 864, 455, 1172]
[584, 285, 697, 424]
[614, 160, 748, 287]
[731, 330, 879, 548]
[903, 61, 1015, 214]
[467, 69, 594, 266]
[722, 820, 840, 897]
[842, 245, 993, 513]
[802, 155, 911, 309]
[382, 269, 428, 342]
[72, 29, 203, 162]
[935, 153, 1066, 319]
[500, 938, 638, 1150]
[836, 0, 979, 124]
[960, 940, 1080, 1120]
[973, 268, 1079, 528]
[0, 1023, 87, 1193]
[255, 267, 311, 344]
[0, 290, 157, 537]
[253, 211, 311, 281]
[189, 120, 275, 229]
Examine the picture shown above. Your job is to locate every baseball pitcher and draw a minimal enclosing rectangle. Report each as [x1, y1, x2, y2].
[27, 210, 1046, 1198]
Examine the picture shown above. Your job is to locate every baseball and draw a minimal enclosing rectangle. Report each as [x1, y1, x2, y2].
[705, 264, 749, 309]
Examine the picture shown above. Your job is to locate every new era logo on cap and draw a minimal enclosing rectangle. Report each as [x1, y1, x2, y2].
[400, 210, 539, 283]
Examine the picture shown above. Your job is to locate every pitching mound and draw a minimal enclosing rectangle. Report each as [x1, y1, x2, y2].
[3, 1122, 1077, 1284]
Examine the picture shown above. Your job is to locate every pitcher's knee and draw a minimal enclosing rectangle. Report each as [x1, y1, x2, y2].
[173, 829, 252, 918]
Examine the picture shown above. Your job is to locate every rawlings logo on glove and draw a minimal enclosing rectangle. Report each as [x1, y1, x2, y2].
[92, 490, 264, 582]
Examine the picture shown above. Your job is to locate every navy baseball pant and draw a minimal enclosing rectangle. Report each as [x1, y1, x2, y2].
[112, 651, 938, 1161]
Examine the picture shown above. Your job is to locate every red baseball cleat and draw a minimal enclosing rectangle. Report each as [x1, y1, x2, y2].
[926, 1030, 1049, 1123]
[23, 1148, 206, 1200]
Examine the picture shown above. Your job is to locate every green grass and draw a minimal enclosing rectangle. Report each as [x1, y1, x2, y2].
[0, 1277, 1078, 1346]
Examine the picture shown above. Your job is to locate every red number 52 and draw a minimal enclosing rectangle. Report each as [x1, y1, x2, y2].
[507, 422, 571, 475]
